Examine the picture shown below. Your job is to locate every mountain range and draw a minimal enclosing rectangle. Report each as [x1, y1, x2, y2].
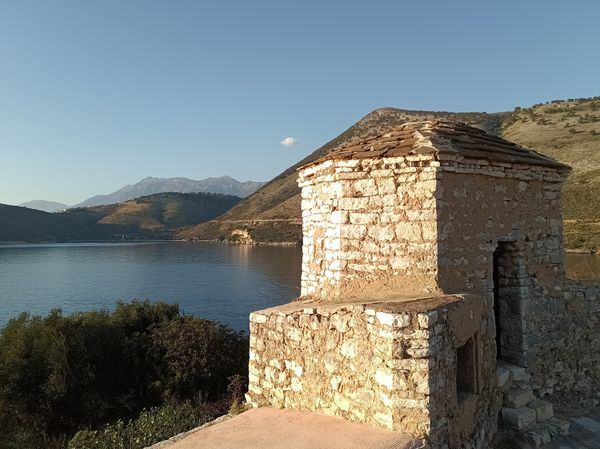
[18, 176, 265, 211]
[178, 97, 600, 252]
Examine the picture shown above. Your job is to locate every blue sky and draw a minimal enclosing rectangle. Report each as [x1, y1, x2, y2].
[0, 0, 598, 205]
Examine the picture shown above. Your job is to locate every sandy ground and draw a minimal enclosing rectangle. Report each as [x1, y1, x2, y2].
[161, 408, 421, 449]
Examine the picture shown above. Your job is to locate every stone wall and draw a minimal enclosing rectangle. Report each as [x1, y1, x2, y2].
[434, 162, 600, 410]
[434, 162, 566, 367]
[298, 156, 439, 301]
[298, 155, 567, 304]
[245, 295, 499, 449]
[525, 280, 600, 407]
[270, 144, 600, 447]
[435, 161, 566, 296]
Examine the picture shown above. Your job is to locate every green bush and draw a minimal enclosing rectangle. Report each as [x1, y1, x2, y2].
[67, 403, 204, 449]
[152, 316, 248, 402]
[0, 301, 249, 449]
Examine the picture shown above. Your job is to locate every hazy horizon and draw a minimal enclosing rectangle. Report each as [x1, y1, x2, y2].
[13, 174, 266, 207]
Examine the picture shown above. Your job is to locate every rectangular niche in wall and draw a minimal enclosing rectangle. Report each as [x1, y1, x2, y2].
[456, 334, 479, 401]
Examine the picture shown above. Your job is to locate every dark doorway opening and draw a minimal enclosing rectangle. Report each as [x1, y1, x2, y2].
[456, 335, 478, 398]
[492, 241, 527, 365]
[493, 246, 502, 359]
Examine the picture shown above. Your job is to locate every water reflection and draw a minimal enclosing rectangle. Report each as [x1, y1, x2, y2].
[4, 243, 598, 330]
[0, 242, 302, 331]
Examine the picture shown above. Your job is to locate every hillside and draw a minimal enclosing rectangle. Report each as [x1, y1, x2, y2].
[178, 108, 502, 243]
[67, 192, 241, 239]
[0, 192, 240, 242]
[177, 109, 504, 244]
[0, 204, 91, 242]
[73, 175, 264, 208]
[500, 98, 600, 251]
[179, 98, 600, 252]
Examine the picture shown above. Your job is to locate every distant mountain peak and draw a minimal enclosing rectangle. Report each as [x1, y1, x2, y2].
[18, 200, 69, 213]
[72, 176, 265, 209]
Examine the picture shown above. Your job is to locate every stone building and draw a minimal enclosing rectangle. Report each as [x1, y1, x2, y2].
[245, 121, 600, 448]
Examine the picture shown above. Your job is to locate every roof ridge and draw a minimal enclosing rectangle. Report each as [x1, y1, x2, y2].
[299, 120, 570, 171]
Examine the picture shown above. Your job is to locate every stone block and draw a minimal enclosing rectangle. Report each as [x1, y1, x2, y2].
[547, 417, 570, 435]
[528, 399, 553, 422]
[395, 222, 422, 241]
[249, 312, 268, 324]
[522, 424, 553, 447]
[349, 212, 378, 225]
[497, 361, 530, 383]
[508, 365, 530, 383]
[374, 368, 394, 390]
[367, 225, 396, 241]
[572, 416, 600, 433]
[353, 179, 378, 196]
[340, 340, 358, 358]
[501, 407, 537, 430]
[504, 388, 536, 408]
[496, 365, 510, 389]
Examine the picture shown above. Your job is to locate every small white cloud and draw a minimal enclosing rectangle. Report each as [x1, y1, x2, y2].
[280, 136, 299, 147]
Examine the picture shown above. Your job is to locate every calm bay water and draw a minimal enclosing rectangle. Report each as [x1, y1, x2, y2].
[0, 242, 302, 331]
[0, 243, 597, 332]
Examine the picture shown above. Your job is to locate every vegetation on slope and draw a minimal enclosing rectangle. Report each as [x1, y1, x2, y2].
[0, 192, 240, 243]
[0, 301, 248, 449]
[65, 192, 241, 240]
[0, 204, 88, 242]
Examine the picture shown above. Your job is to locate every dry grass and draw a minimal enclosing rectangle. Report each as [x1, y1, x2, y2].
[503, 98, 600, 251]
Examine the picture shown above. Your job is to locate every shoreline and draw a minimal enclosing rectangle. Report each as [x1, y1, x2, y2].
[0, 238, 301, 247]
[0, 239, 186, 246]
[0, 239, 593, 252]
[187, 238, 300, 247]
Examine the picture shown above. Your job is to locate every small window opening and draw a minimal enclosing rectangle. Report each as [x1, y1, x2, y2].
[457, 336, 478, 400]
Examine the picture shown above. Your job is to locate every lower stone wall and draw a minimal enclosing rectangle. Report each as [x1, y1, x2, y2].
[526, 280, 600, 408]
[245, 295, 499, 449]
[246, 301, 432, 437]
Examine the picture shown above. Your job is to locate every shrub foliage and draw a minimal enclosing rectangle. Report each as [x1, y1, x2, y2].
[67, 402, 213, 449]
[0, 301, 248, 449]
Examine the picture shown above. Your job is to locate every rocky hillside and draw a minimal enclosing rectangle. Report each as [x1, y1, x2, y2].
[0, 192, 240, 242]
[179, 98, 600, 252]
[177, 109, 504, 244]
